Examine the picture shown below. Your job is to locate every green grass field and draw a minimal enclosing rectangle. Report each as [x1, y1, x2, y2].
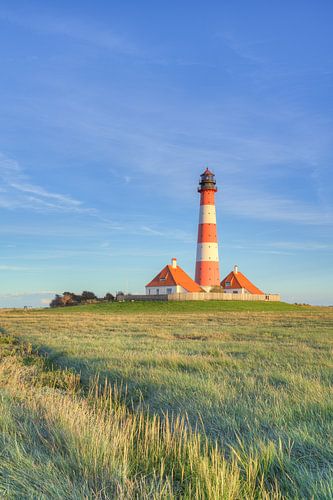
[45, 299, 302, 314]
[0, 301, 332, 498]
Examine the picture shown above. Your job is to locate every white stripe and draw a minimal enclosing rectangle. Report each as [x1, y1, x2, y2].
[196, 242, 219, 262]
[199, 204, 216, 224]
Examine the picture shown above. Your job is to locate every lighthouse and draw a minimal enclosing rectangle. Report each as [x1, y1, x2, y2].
[195, 168, 220, 291]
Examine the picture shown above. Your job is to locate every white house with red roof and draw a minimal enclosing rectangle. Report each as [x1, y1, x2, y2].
[146, 258, 203, 295]
[220, 265, 264, 295]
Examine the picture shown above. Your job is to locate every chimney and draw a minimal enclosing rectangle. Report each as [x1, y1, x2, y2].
[171, 258, 177, 269]
[234, 265, 238, 274]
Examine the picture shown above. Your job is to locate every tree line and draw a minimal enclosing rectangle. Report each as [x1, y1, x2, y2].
[49, 291, 125, 308]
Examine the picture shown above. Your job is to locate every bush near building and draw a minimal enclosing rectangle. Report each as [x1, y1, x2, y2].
[50, 291, 115, 308]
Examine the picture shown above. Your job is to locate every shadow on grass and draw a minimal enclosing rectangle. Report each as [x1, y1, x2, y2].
[2, 328, 332, 498]
[32, 343, 332, 452]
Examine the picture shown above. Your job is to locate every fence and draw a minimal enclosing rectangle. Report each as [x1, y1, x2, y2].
[125, 293, 280, 302]
[168, 293, 280, 301]
[124, 294, 168, 302]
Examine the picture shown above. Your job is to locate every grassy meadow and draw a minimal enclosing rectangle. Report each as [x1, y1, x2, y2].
[0, 301, 332, 498]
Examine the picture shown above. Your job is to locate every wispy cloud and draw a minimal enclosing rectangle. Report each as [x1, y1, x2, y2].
[140, 226, 165, 236]
[0, 153, 96, 214]
[268, 241, 333, 251]
[0, 290, 57, 308]
[217, 32, 267, 64]
[0, 9, 139, 56]
[221, 185, 333, 225]
[0, 290, 57, 298]
[140, 226, 195, 243]
[0, 155, 199, 244]
[225, 240, 333, 254]
[0, 265, 37, 271]
[40, 298, 51, 305]
[10, 182, 82, 207]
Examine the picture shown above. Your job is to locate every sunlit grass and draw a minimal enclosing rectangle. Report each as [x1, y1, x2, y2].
[0, 336, 293, 498]
[44, 299, 305, 314]
[0, 303, 332, 497]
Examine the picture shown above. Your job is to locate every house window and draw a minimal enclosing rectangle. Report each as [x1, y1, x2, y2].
[148, 289, 151, 295]
[233, 291, 238, 294]
[156, 289, 159, 295]
[166, 288, 172, 294]
[226, 281, 231, 287]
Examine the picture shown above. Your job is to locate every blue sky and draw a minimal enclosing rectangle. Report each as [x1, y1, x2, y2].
[0, 1, 332, 307]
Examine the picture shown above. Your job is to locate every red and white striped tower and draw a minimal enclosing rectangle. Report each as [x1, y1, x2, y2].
[195, 168, 220, 291]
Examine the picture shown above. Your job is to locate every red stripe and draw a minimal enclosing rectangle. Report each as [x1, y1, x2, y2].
[197, 223, 218, 243]
[195, 261, 220, 287]
[200, 190, 216, 205]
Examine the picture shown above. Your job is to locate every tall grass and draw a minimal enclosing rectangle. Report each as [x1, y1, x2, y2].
[0, 335, 294, 498]
[0, 305, 332, 497]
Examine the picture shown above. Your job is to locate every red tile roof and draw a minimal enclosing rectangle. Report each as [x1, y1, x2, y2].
[146, 263, 203, 292]
[221, 269, 264, 294]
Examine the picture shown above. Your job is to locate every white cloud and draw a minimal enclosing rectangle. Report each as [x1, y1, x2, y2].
[40, 298, 51, 305]
[10, 182, 82, 207]
[0, 265, 37, 271]
[0, 153, 96, 214]
[0, 291, 57, 308]
[0, 291, 57, 298]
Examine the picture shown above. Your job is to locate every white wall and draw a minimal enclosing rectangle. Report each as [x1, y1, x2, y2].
[146, 286, 175, 295]
[224, 288, 245, 294]
[146, 285, 188, 295]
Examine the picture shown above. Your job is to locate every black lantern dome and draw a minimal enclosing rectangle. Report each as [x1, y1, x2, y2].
[198, 167, 217, 192]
